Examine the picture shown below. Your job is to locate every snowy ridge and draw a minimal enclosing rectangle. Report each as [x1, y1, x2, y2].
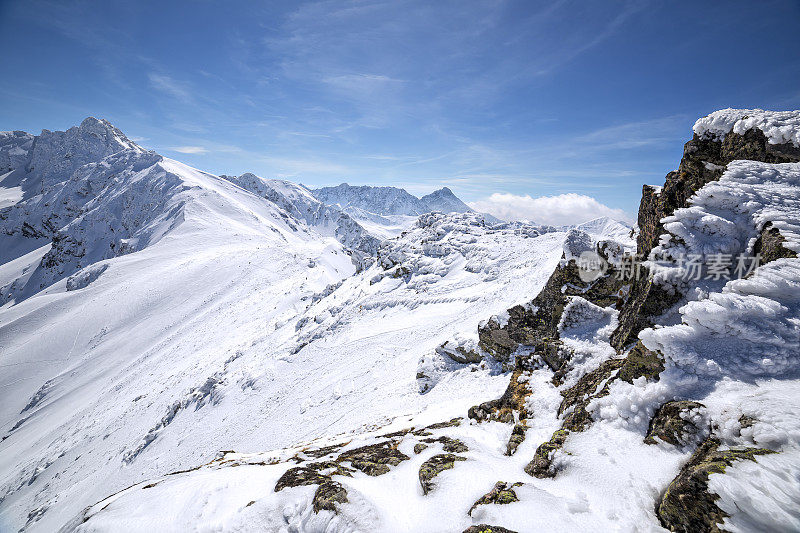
[220, 173, 381, 266]
[3, 112, 800, 532]
[693, 108, 800, 146]
[311, 183, 473, 217]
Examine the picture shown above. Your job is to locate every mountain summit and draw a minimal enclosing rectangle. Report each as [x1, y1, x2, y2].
[311, 183, 473, 217]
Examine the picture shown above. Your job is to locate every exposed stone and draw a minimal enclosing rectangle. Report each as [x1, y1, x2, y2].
[312, 480, 348, 514]
[337, 441, 409, 476]
[468, 369, 531, 423]
[302, 442, 348, 459]
[524, 429, 568, 478]
[657, 438, 775, 532]
[753, 222, 797, 265]
[414, 443, 428, 454]
[468, 481, 523, 516]
[645, 400, 705, 446]
[617, 341, 664, 383]
[420, 436, 469, 453]
[274, 461, 352, 492]
[612, 128, 800, 351]
[505, 423, 526, 456]
[462, 525, 518, 533]
[420, 418, 462, 431]
[558, 358, 624, 432]
[437, 341, 483, 364]
[419, 453, 467, 495]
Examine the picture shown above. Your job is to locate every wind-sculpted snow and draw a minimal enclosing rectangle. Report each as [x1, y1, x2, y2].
[641, 161, 800, 379]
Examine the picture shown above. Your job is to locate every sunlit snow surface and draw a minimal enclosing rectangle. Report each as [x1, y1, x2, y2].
[67, 167, 800, 532]
[0, 126, 565, 531]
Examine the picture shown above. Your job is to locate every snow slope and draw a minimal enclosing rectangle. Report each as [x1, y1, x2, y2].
[0, 119, 569, 532]
[61, 112, 800, 533]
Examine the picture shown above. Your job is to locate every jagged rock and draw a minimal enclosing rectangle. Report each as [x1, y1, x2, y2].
[612, 128, 800, 351]
[420, 417, 462, 431]
[559, 358, 624, 432]
[302, 442, 348, 459]
[617, 341, 664, 383]
[419, 453, 467, 495]
[414, 443, 428, 454]
[462, 525, 518, 533]
[657, 438, 775, 532]
[312, 480, 348, 513]
[337, 440, 409, 476]
[505, 423, 526, 456]
[738, 414, 756, 430]
[754, 222, 797, 264]
[645, 401, 705, 446]
[468, 481, 523, 516]
[274, 461, 352, 492]
[420, 436, 468, 453]
[468, 370, 531, 423]
[524, 429, 568, 478]
[525, 358, 625, 478]
[436, 340, 482, 364]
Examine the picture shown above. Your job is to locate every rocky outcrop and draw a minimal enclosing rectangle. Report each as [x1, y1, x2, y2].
[505, 423, 526, 456]
[468, 369, 531, 423]
[419, 436, 469, 453]
[336, 440, 409, 476]
[754, 222, 797, 264]
[419, 453, 467, 495]
[656, 438, 774, 532]
[312, 480, 348, 513]
[462, 525, 518, 533]
[468, 481, 522, 516]
[645, 401, 706, 446]
[611, 128, 800, 350]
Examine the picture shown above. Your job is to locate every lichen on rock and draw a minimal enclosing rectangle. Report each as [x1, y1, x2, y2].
[468, 481, 523, 516]
[645, 400, 706, 446]
[657, 437, 775, 532]
[419, 453, 467, 495]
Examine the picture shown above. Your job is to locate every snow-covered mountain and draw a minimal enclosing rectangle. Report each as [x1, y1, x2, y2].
[310, 183, 499, 238]
[312, 183, 472, 217]
[2, 110, 799, 533]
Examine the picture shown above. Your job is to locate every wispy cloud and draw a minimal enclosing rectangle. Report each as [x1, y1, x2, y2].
[148, 73, 193, 103]
[169, 146, 208, 154]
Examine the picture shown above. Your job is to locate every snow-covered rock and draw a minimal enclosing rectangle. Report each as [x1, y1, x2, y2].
[694, 108, 800, 146]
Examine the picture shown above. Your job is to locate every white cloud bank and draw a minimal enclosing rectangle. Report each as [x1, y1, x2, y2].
[469, 192, 633, 226]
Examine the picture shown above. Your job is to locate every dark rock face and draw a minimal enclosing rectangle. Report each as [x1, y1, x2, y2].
[478, 260, 624, 362]
[657, 438, 774, 532]
[468, 481, 522, 516]
[312, 480, 348, 513]
[645, 400, 706, 446]
[462, 525, 518, 533]
[754, 222, 798, 264]
[419, 453, 467, 495]
[505, 423, 526, 456]
[611, 129, 800, 351]
[337, 441, 410, 476]
[617, 341, 664, 383]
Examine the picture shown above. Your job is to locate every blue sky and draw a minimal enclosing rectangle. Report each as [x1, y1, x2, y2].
[1, 0, 799, 222]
